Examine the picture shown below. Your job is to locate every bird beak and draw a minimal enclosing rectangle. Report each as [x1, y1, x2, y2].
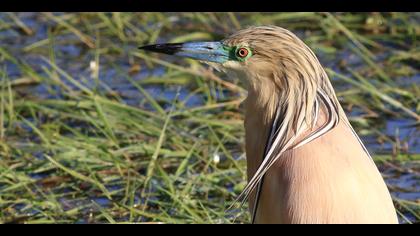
[139, 41, 229, 64]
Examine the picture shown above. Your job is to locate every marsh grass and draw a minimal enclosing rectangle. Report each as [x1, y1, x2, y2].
[0, 12, 419, 224]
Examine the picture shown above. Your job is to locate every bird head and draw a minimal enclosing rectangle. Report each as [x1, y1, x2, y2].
[139, 26, 325, 90]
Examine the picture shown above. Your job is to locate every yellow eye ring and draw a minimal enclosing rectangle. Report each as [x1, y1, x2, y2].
[236, 47, 249, 58]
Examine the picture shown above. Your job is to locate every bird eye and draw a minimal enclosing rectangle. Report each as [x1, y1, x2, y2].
[236, 47, 249, 58]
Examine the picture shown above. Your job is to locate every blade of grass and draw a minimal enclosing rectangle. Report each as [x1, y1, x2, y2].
[44, 155, 112, 200]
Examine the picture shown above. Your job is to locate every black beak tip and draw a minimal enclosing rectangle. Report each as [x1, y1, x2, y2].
[138, 43, 183, 55]
[138, 45, 154, 50]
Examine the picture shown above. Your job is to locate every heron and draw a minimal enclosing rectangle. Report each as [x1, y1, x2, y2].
[139, 26, 398, 224]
